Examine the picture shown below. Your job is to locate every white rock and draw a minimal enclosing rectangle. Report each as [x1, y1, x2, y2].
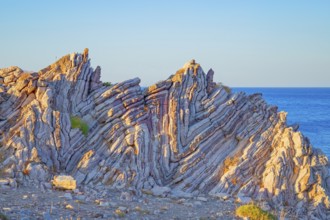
[211, 192, 230, 200]
[0, 179, 9, 185]
[196, 196, 208, 202]
[63, 193, 72, 200]
[52, 175, 76, 190]
[236, 195, 252, 204]
[151, 185, 171, 197]
[99, 201, 110, 207]
[65, 204, 74, 210]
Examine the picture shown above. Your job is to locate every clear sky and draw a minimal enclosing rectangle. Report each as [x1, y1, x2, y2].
[1, 0, 329, 87]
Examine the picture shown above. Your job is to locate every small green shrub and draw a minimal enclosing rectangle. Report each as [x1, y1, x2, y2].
[0, 212, 8, 220]
[236, 204, 276, 220]
[70, 116, 89, 137]
[103, 82, 112, 87]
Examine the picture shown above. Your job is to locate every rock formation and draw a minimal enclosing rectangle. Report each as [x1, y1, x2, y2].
[0, 50, 329, 219]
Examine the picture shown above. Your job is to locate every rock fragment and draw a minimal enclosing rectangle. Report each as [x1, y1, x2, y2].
[52, 176, 76, 190]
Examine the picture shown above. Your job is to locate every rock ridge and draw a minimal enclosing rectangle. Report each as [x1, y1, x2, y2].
[0, 49, 329, 219]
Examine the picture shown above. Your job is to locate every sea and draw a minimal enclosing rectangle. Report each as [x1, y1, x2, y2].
[233, 88, 330, 159]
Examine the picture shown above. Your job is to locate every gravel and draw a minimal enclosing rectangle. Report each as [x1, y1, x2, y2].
[0, 186, 239, 219]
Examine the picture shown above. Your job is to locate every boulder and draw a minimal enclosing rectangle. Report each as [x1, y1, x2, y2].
[52, 175, 76, 190]
[151, 186, 171, 197]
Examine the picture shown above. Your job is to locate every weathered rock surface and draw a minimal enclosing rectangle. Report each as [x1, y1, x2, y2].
[0, 49, 329, 219]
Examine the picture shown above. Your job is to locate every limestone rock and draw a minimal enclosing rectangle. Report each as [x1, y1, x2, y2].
[52, 175, 76, 190]
[237, 195, 252, 204]
[99, 201, 110, 207]
[0, 49, 329, 218]
[65, 204, 74, 210]
[211, 193, 231, 201]
[151, 186, 171, 197]
[196, 197, 208, 202]
[63, 192, 73, 200]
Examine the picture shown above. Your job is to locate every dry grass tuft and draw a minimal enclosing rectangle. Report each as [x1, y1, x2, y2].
[223, 156, 239, 173]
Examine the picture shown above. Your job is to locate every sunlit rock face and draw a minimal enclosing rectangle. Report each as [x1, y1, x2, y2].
[0, 50, 329, 218]
[52, 175, 76, 190]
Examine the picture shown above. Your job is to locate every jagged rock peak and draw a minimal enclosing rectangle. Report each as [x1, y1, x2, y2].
[0, 50, 330, 219]
[182, 59, 200, 73]
[183, 59, 197, 68]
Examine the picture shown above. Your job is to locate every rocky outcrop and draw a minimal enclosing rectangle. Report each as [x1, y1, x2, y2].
[0, 50, 329, 219]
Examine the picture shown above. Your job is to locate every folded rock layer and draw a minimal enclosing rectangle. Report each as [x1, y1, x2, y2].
[0, 50, 329, 218]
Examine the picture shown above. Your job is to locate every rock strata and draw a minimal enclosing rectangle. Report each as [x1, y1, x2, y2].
[0, 49, 329, 219]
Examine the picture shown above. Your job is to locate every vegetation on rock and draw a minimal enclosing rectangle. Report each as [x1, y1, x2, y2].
[70, 116, 89, 136]
[103, 82, 112, 87]
[0, 212, 8, 220]
[236, 204, 276, 220]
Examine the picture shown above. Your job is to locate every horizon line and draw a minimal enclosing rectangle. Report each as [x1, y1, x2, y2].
[231, 86, 330, 88]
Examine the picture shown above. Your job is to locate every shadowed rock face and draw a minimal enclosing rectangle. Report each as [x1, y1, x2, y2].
[0, 50, 329, 218]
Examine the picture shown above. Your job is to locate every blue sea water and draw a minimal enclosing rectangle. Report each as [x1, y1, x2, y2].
[233, 88, 330, 158]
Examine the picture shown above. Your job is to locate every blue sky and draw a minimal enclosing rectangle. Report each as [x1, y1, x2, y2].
[1, 0, 329, 87]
